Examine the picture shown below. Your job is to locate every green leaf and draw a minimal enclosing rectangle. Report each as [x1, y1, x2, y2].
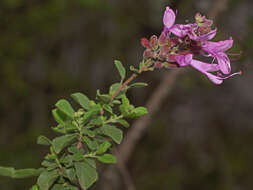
[55, 99, 75, 119]
[129, 107, 148, 118]
[73, 151, 84, 162]
[41, 161, 58, 171]
[69, 186, 79, 190]
[0, 167, 43, 178]
[122, 94, 129, 105]
[75, 161, 98, 190]
[82, 136, 99, 150]
[63, 168, 76, 182]
[130, 65, 139, 74]
[37, 170, 59, 190]
[82, 128, 96, 137]
[51, 184, 64, 190]
[52, 134, 77, 154]
[97, 154, 117, 164]
[114, 60, 126, 83]
[96, 141, 112, 154]
[109, 83, 121, 95]
[71, 92, 91, 110]
[82, 104, 101, 122]
[103, 104, 113, 114]
[14, 168, 44, 178]
[37, 136, 51, 146]
[118, 119, 130, 128]
[129, 82, 148, 88]
[96, 90, 111, 103]
[112, 100, 121, 104]
[29, 185, 39, 190]
[52, 123, 77, 134]
[0, 166, 15, 178]
[52, 109, 69, 124]
[100, 125, 123, 144]
[84, 158, 96, 169]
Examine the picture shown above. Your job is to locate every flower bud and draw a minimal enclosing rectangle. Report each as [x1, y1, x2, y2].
[150, 35, 158, 50]
[159, 45, 170, 59]
[143, 49, 153, 59]
[158, 32, 168, 46]
[141, 38, 151, 49]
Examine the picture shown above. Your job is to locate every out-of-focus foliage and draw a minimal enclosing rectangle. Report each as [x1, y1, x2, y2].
[0, 0, 253, 189]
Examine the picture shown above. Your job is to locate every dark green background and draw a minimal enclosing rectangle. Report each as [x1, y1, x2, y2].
[0, 0, 252, 189]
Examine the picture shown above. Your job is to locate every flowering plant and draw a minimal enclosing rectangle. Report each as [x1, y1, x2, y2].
[142, 6, 241, 84]
[0, 6, 241, 190]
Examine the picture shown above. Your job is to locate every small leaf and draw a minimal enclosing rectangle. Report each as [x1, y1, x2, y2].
[130, 65, 139, 74]
[129, 107, 148, 118]
[82, 104, 101, 122]
[100, 125, 123, 144]
[29, 185, 39, 190]
[63, 168, 76, 183]
[82, 128, 96, 137]
[41, 161, 57, 171]
[103, 104, 113, 114]
[73, 151, 84, 162]
[52, 123, 76, 134]
[96, 90, 111, 103]
[52, 109, 69, 124]
[82, 136, 99, 150]
[14, 168, 44, 178]
[129, 82, 148, 88]
[71, 92, 91, 110]
[114, 60, 126, 83]
[109, 83, 121, 95]
[96, 141, 112, 154]
[0, 167, 43, 179]
[0, 166, 14, 177]
[97, 154, 117, 164]
[55, 99, 75, 119]
[118, 119, 130, 128]
[52, 134, 77, 154]
[112, 100, 121, 104]
[37, 170, 59, 190]
[84, 158, 96, 169]
[51, 184, 65, 190]
[37, 136, 51, 146]
[75, 161, 98, 190]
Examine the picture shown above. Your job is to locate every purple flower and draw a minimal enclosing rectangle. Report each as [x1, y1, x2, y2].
[163, 7, 217, 41]
[141, 6, 241, 84]
[202, 37, 233, 74]
[175, 54, 241, 84]
[163, 6, 176, 30]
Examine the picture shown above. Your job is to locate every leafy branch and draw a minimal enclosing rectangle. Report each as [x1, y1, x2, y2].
[0, 58, 154, 190]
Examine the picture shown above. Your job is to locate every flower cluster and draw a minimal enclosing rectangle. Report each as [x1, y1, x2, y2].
[141, 6, 241, 84]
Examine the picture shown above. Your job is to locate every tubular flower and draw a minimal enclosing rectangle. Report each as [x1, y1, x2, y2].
[141, 6, 241, 84]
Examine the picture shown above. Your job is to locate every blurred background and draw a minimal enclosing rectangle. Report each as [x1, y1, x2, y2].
[0, 0, 252, 189]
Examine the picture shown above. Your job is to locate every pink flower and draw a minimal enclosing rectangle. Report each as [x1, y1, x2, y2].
[175, 54, 241, 84]
[202, 37, 233, 74]
[163, 6, 176, 30]
[163, 7, 217, 41]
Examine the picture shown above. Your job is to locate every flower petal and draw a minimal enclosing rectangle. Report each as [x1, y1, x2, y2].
[190, 59, 223, 84]
[163, 6, 176, 29]
[189, 28, 217, 41]
[175, 54, 193, 67]
[216, 52, 231, 74]
[190, 59, 220, 72]
[202, 37, 233, 53]
[169, 24, 194, 38]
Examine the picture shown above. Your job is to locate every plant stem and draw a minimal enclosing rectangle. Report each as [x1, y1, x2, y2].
[111, 60, 151, 100]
